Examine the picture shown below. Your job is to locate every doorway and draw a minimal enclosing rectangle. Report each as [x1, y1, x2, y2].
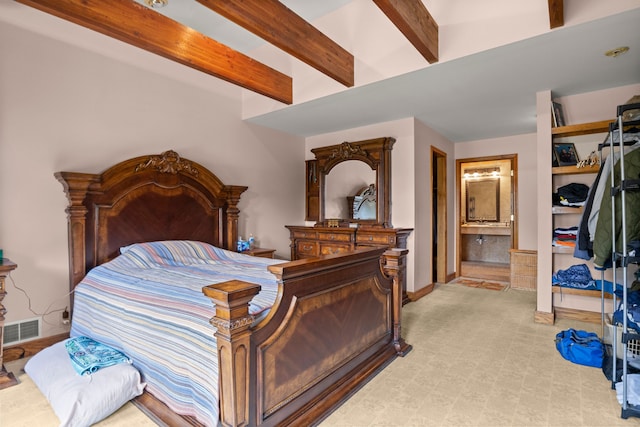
[456, 154, 518, 281]
[431, 147, 447, 284]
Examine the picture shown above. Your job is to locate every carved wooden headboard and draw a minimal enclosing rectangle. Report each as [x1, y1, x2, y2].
[55, 150, 247, 290]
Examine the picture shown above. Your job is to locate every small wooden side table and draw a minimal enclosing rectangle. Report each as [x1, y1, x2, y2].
[243, 247, 276, 259]
[0, 258, 18, 390]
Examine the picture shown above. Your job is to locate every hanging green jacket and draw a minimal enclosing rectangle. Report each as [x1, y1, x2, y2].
[593, 147, 640, 269]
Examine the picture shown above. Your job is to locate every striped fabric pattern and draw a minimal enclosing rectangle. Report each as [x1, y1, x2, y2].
[70, 240, 282, 426]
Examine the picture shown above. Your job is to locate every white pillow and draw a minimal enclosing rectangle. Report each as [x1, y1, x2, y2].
[25, 339, 146, 427]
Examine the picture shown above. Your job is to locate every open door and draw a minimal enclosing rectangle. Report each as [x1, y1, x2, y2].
[431, 147, 447, 284]
[456, 154, 518, 281]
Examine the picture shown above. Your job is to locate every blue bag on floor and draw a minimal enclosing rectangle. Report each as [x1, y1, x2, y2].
[555, 328, 604, 368]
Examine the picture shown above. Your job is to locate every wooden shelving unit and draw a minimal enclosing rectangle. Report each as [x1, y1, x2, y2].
[552, 164, 600, 175]
[552, 285, 612, 299]
[549, 116, 609, 323]
[552, 245, 575, 254]
[551, 120, 612, 138]
[551, 205, 583, 214]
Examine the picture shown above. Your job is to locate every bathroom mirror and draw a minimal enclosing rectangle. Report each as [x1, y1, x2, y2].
[465, 177, 500, 222]
[311, 137, 394, 228]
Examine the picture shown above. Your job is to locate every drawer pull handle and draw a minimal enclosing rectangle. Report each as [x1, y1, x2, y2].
[303, 245, 312, 250]
[369, 236, 373, 241]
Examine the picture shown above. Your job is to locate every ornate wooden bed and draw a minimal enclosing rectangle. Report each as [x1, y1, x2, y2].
[55, 150, 410, 427]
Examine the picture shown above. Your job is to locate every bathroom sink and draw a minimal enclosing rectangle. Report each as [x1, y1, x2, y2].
[460, 223, 511, 235]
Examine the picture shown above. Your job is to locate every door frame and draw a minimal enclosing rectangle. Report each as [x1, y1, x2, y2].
[455, 154, 518, 277]
[431, 146, 447, 284]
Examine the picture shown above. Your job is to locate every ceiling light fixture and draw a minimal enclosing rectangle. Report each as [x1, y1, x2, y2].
[144, 0, 168, 8]
[605, 46, 629, 58]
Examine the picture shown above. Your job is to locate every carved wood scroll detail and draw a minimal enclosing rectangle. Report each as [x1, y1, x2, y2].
[210, 316, 255, 333]
[329, 142, 367, 160]
[134, 150, 199, 176]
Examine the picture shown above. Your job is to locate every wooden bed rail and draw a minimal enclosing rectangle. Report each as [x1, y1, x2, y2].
[203, 248, 409, 427]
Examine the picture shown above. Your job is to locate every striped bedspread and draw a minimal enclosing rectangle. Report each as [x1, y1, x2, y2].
[70, 240, 282, 426]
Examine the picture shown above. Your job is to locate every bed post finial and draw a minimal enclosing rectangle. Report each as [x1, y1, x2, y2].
[203, 280, 261, 427]
[54, 172, 98, 290]
[382, 248, 412, 356]
[223, 186, 247, 251]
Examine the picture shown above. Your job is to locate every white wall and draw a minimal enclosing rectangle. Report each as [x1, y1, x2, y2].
[0, 21, 304, 338]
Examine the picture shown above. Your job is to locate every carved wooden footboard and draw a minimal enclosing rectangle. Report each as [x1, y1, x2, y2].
[204, 247, 410, 427]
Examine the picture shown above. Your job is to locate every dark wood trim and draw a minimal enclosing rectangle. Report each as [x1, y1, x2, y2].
[547, 0, 564, 29]
[196, 0, 354, 87]
[16, 0, 293, 104]
[407, 283, 434, 301]
[373, 0, 438, 63]
[554, 307, 601, 324]
[4, 333, 70, 363]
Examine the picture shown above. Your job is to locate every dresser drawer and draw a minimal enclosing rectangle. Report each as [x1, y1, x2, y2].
[296, 240, 319, 257]
[292, 230, 318, 239]
[317, 232, 353, 242]
[319, 243, 352, 256]
[357, 233, 396, 246]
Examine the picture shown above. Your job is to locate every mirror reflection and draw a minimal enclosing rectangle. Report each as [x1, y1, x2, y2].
[349, 184, 376, 220]
[325, 161, 375, 219]
[464, 171, 500, 223]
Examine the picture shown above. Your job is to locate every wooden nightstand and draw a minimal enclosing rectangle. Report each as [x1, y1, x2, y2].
[243, 247, 276, 259]
[0, 259, 18, 390]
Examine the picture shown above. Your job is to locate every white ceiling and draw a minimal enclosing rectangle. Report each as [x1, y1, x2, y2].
[248, 7, 640, 142]
[106, 2, 640, 142]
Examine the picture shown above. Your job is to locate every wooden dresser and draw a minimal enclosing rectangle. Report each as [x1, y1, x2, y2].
[286, 225, 413, 303]
[286, 226, 412, 260]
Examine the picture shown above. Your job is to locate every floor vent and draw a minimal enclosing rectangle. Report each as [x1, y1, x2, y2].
[3, 318, 40, 345]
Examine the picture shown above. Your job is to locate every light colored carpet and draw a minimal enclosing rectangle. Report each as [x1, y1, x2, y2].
[2, 283, 639, 426]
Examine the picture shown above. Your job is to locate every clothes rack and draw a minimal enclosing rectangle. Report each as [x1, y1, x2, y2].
[603, 102, 640, 418]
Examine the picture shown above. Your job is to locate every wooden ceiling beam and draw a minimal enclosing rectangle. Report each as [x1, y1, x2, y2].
[373, 0, 438, 64]
[15, 0, 293, 104]
[548, 0, 564, 29]
[195, 0, 354, 87]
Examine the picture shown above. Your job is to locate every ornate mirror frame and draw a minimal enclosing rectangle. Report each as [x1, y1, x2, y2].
[311, 137, 395, 228]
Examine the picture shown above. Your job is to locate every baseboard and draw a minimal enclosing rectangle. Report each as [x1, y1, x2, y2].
[4, 332, 70, 362]
[534, 310, 555, 325]
[407, 283, 434, 302]
[554, 307, 601, 324]
[445, 272, 456, 283]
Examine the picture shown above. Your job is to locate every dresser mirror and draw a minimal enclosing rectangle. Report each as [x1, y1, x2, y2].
[325, 162, 375, 219]
[311, 136, 395, 228]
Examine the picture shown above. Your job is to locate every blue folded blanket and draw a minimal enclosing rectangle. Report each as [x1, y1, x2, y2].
[65, 336, 131, 376]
